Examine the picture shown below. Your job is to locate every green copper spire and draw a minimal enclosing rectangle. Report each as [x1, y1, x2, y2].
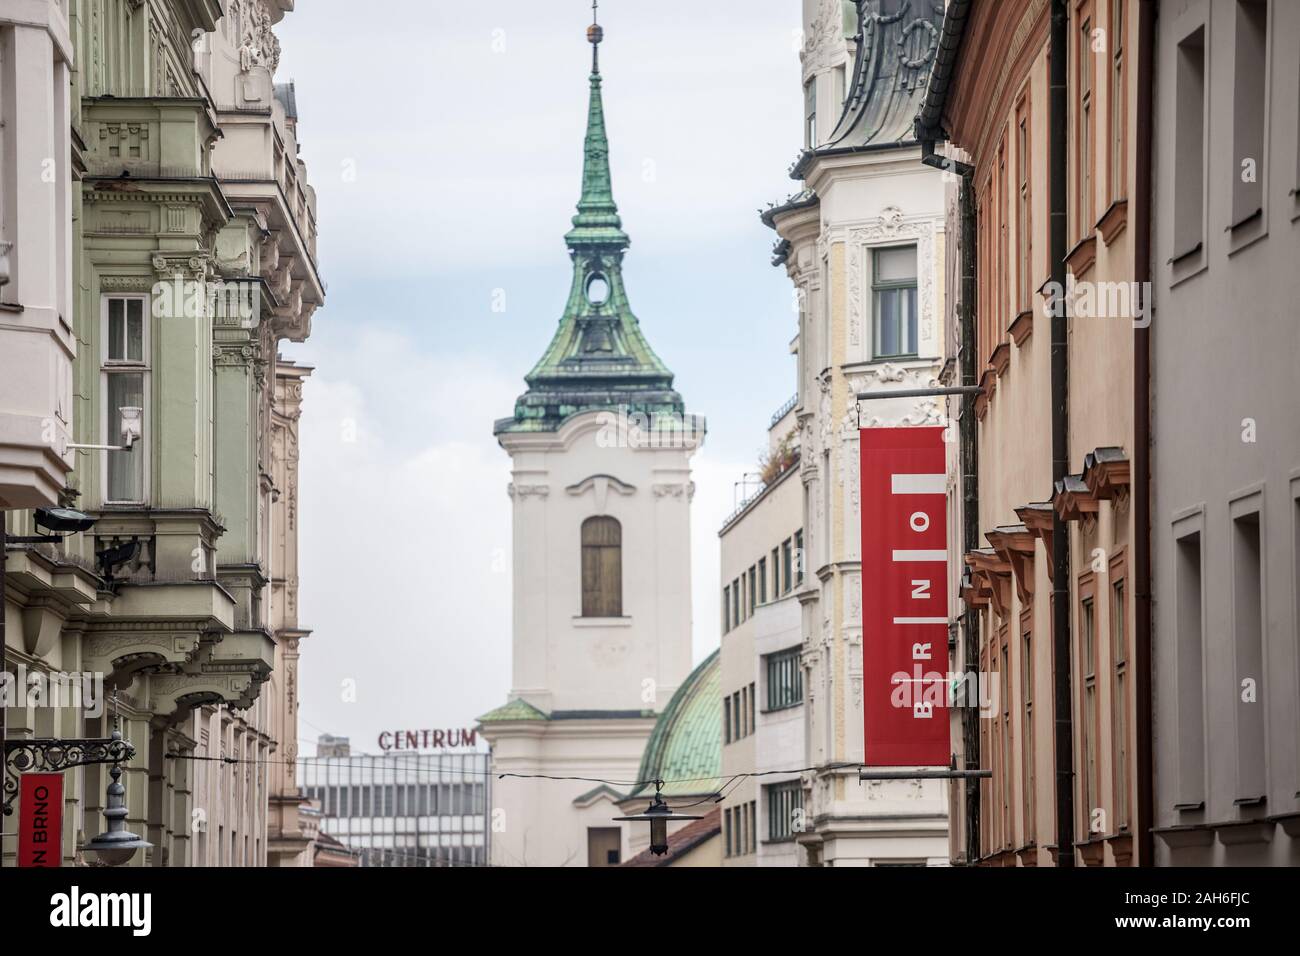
[564, 9, 628, 251]
[495, 7, 687, 437]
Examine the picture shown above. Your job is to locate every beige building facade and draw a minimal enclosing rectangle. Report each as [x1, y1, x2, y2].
[919, 0, 1149, 866]
[761, 0, 951, 866]
[2, 0, 322, 867]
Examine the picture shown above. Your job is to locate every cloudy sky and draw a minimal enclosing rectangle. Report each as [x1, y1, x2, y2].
[274, 1, 805, 751]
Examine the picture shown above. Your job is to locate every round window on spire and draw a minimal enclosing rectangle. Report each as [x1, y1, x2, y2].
[585, 273, 610, 307]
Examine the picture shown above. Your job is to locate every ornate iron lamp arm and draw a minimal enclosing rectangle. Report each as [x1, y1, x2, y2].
[3, 736, 136, 815]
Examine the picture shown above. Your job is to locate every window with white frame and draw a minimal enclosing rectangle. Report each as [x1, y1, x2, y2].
[872, 245, 918, 358]
[102, 294, 148, 503]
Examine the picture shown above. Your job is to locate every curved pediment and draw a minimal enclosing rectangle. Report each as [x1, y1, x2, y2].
[566, 473, 636, 515]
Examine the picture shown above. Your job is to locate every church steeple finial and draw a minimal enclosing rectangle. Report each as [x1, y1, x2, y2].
[566, 0, 627, 250]
[588, 0, 602, 74]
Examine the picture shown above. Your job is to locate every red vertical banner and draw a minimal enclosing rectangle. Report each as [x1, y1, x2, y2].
[18, 773, 63, 867]
[860, 426, 950, 766]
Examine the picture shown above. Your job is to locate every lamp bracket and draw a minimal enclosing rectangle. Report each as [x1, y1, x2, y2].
[3, 736, 136, 815]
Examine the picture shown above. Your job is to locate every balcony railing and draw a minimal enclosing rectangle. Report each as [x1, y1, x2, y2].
[770, 393, 798, 428]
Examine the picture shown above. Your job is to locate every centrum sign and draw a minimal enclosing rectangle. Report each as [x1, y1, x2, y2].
[377, 728, 478, 751]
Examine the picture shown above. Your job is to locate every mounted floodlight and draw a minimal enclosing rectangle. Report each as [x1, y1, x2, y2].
[33, 507, 97, 534]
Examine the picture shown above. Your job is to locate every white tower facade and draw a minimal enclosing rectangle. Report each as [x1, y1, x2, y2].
[478, 12, 703, 867]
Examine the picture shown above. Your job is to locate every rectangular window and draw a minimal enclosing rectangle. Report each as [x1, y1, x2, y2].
[998, 138, 1008, 332]
[740, 685, 749, 737]
[724, 698, 732, 744]
[758, 557, 768, 604]
[804, 79, 817, 148]
[1000, 630, 1011, 847]
[723, 585, 731, 633]
[1174, 526, 1205, 807]
[748, 566, 757, 616]
[749, 681, 756, 731]
[1080, 586, 1099, 833]
[1173, 26, 1206, 258]
[872, 245, 918, 358]
[1077, 2, 1096, 236]
[1109, 0, 1127, 204]
[1230, 0, 1267, 229]
[1020, 609, 1035, 842]
[782, 540, 793, 594]
[102, 295, 148, 504]
[771, 547, 781, 597]
[1232, 509, 1265, 803]
[1111, 572, 1129, 829]
[766, 781, 803, 841]
[765, 646, 804, 711]
[732, 578, 741, 627]
[1016, 94, 1033, 312]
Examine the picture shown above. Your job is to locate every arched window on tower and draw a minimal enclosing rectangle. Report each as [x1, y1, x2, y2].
[581, 516, 622, 617]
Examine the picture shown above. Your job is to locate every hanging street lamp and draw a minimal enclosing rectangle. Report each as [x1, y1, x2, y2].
[82, 732, 151, 866]
[613, 779, 703, 857]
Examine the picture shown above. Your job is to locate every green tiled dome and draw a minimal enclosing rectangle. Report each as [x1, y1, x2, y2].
[630, 650, 721, 798]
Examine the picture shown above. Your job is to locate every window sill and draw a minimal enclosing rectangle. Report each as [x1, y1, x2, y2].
[1064, 233, 1097, 277]
[1097, 198, 1128, 245]
[865, 354, 940, 366]
[1167, 240, 1202, 266]
[1226, 206, 1267, 258]
[1008, 309, 1034, 347]
[1168, 240, 1207, 289]
[760, 703, 804, 715]
[989, 341, 1011, 378]
[572, 616, 632, 628]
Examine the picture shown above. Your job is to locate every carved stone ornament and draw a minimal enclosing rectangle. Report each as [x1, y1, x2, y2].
[507, 483, 551, 500]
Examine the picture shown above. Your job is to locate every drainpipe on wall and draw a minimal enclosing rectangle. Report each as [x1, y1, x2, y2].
[921, 140, 980, 864]
[1049, 0, 1076, 867]
[1133, 0, 1157, 867]
[958, 163, 980, 867]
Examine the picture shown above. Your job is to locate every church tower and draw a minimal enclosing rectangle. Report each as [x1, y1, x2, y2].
[478, 7, 704, 867]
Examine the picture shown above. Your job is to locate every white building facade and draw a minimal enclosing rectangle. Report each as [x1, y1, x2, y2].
[719, 400, 806, 866]
[0, 0, 76, 510]
[761, 0, 951, 866]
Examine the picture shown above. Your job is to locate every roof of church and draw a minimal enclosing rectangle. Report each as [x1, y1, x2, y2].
[495, 12, 684, 436]
[476, 697, 549, 723]
[627, 649, 721, 799]
[791, 0, 946, 178]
